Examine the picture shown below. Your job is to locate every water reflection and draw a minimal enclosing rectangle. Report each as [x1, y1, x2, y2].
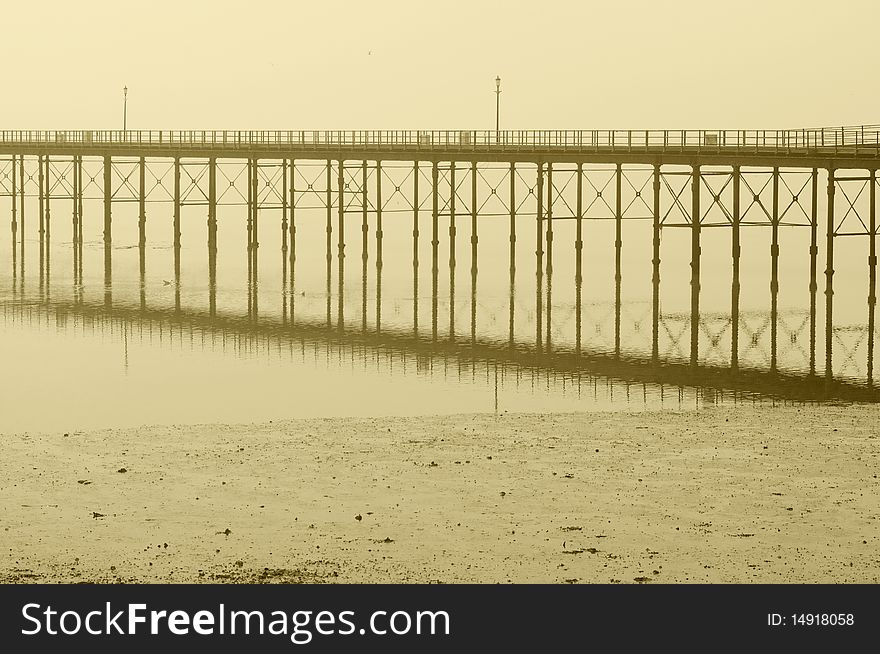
[3, 297, 797, 433]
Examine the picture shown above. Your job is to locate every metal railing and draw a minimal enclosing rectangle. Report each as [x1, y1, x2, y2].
[1, 126, 879, 156]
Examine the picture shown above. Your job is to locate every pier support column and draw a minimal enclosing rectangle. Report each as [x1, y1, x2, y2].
[208, 157, 217, 317]
[139, 156, 147, 309]
[337, 159, 345, 331]
[76, 156, 83, 292]
[614, 163, 623, 357]
[103, 154, 112, 307]
[173, 157, 181, 312]
[76, 156, 83, 296]
[325, 160, 332, 328]
[449, 162, 456, 341]
[361, 160, 368, 332]
[11, 155, 17, 283]
[508, 161, 516, 348]
[690, 164, 701, 367]
[9, 155, 18, 284]
[19, 153, 25, 286]
[251, 158, 259, 320]
[731, 166, 741, 370]
[470, 160, 478, 345]
[545, 163, 553, 353]
[869, 168, 876, 387]
[38, 154, 45, 296]
[45, 155, 50, 295]
[247, 159, 253, 319]
[281, 157, 288, 325]
[809, 168, 818, 376]
[575, 162, 584, 356]
[431, 161, 439, 342]
[290, 160, 297, 324]
[770, 167, 780, 373]
[535, 162, 544, 353]
[71, 156, 77, 298]
[376, 160, 384, 333]
[825, 169, 836, 391]
[412, 161, 419, 337]
[281, 159, 288, 248]
[651, 163, 661, 362]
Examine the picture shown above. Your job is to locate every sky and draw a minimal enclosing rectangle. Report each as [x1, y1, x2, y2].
[1, 0, 877, 129]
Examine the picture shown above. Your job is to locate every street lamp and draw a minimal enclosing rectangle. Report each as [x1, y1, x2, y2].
[123, 86, 128, 134]
[494, 76, 501, 144]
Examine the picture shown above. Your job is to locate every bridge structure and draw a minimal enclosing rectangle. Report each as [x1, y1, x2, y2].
[0, 126, 879, 396]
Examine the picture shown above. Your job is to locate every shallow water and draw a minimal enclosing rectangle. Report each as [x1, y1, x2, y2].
[2, 299, 764, 433]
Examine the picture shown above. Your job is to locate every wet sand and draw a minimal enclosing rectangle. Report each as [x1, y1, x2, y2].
[1, 404, 878, 584]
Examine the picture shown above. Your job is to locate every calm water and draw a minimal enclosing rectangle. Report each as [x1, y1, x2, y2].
[0, 159, 874, 431]
[2, 301, 758, 433]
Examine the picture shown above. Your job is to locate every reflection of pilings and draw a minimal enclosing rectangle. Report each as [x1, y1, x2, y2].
[173, 156, 181, 312]
[470, 160, 478, 345]
[449, 162, 456, 341]
[28, 297, 878, 404]
[809, 168, 818, 376]
[361, 160, 368, 332]
[337, 158, 345, 331]
[731, 166, 741, 370]
[545, 163, 553, 353]
[494, 362, 499, 413]
[375, 160, 383, 333]
[535, 162, 544, 353]
[208, 157, 217, 317]
[770, 166, 779, 373]
[431, 161, 439, 342]
[412, 161, 419, 337]
[103, 154, 112, 308]
[869, 168, 876, 387]
[139, 156, 147, 310]
[614, 162, 622, 358]
[325, 160, 332, 328]
[290, 160, 296, 324]
[825, 168, 835, 389]
[690, 164, 701, 367]
[651, 163, 660, 362]
[508, 161, 516, 348]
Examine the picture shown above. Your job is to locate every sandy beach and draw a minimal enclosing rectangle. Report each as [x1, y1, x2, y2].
[1, 404, 878, 584]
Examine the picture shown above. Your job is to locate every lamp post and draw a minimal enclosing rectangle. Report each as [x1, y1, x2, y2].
[494, 76, 501, 144]
[123, 86, 128, 134]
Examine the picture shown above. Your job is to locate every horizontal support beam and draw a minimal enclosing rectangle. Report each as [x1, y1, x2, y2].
[1, 146, 878, 171]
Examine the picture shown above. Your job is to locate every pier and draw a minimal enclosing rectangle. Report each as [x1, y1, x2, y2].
[1, 126, 879, 397]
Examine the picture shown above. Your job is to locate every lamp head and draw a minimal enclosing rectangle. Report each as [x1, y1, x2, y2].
[495, 76, 501, 90]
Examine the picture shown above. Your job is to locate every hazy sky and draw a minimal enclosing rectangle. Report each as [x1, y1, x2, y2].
[2, 1, 876, 129]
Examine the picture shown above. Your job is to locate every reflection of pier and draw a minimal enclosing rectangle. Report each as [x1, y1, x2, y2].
[5, 298, 878, 403]
[1, 127, 879, 392]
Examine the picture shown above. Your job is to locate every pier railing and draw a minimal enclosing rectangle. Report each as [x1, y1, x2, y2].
[1, 126, 880, 155]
